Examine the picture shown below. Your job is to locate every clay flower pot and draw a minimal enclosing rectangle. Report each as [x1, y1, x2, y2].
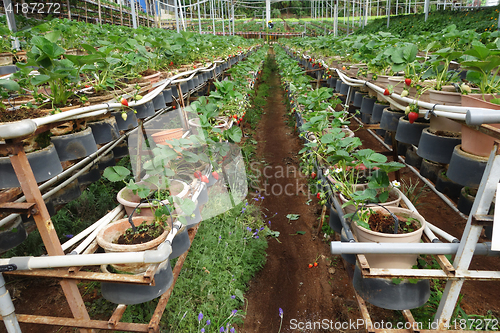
[96, 216, 170, 274]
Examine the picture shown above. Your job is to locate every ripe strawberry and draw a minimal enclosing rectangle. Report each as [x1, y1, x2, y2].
[172, 105, 176, 109]
[84, 84, 90, 88]
[201, 175, 209, 183]
[383, 88, 390, 96]
[408, 112, 419, 124]
[308, 263, 313, 268]
[314, 262, 318, 267]
[212, 171, 219, 180]
[233, 114, 238, 119]
[317, 192, 321, 199]
[194, 171, 202, 179]
[342, 65, 346, 70]
[170, 61, 174, 66]
[405, 78, 411, 86]
[311, 172, 317, 179]
[120, 97, 128, 106]
[193, 65, 197, 69]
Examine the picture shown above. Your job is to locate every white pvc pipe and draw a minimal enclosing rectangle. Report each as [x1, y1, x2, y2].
[0, 274, 21, 333]
[330, 241, 498, 256]
[61, 205, 124, 252]
[2, 221, 183, 270]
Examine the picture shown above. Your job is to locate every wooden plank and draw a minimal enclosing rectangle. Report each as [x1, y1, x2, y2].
[0, 314, 148, 332]
[0, 202, 35, 214]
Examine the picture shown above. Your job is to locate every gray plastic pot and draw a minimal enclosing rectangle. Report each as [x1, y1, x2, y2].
[360, 96, 376, 115]
[0, 216, 27, 253]
[163, 88, 173, 103]
[335, 79, 342, 92]
[77, 163, 101, 186]
[446, 145, 488, 188]
[419, 159, 443, 183]
[112, 140, 130, 158]
[371, 102, 387, 123]
[50, 127, 98, 162]
[153, 93, 166, 110]
[353, 265, 430, 310]
[0, 65, 18, 75]
[435, 169, 463, 200]
[405, 146, 423, 169]
[135, 101, 155, 119]
[0, 143, 63, 189]
[395, 117, 429, 146]
[352, 92, 366, 108]
[380, 108, 404, 132]
[88, 117, 120, 144]
[101, 261, 173, 305]
[98, 151, 116, 171]
[417, 128, 461, 164]
[112, 110, 138, 131]
[340, 82, 349, 96]
[185, 201, 202, 229]
[48, 178, 81, 206]
[170, 226, 191, 259]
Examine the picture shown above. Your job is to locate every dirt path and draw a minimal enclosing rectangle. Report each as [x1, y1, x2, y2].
[239, 52, 361, 333]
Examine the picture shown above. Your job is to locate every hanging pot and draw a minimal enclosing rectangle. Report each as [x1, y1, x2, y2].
[0, 143, 63, 189]
[170, 225, 191, 259]
[0, 216, 27, 253]
[428, 88, 462, 106]
[435, 169, 462, 200]
[352, 91, 366, 108]
[457, 187, 476, 216]
[135, 101, 155, 119]
[446, 145, 488, 188]
[371, 102, 387, 123]
[163, 88, 173, 103]
[153, 93, 166, 111]
[360, 96, 376, 115]
[50, 127, 98, 162]
[419, 159, 444, 183]
[98, 151, 116, 171]
[380, 108, 404, 132]
[339, 187, 402, 215]
[112, 110, 138, 131]
[417, 128, 461, 164]
[395, 116, 429, 146]
[87, 117, 120, 144]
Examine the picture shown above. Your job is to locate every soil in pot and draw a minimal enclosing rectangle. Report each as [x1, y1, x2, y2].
[367, 211, 420, 234]
[116, 220, 166, 245]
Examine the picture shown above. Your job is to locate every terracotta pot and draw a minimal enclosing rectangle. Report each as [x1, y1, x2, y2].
[151, 128, 185, 145]
[429, 88, 462, 106]
[352, 206, 425, 269]
[460, 94, 500, 157]
[429, 114, 462, 133]
[96, 216, 170, 274]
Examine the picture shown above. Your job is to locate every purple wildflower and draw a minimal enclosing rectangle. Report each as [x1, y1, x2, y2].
[64, 234, 74, 238]
[232, 310, 237, 316]
[198, 312, 203, 322]
[201, 329, 205, 333]
[255, 236, 259, 239]
[206, 319, 211, 326]
[279, 308, 283, 318]
[220, 327, 225, 332]
[231, 295, 236, 299]
[230, 328, 235, 333]
[246, 227, 252, 232]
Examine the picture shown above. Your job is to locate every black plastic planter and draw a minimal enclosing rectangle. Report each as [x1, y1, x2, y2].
[435, 169, 462, 200]
[170, 227, 191, 259]
[335, 79, 342, 92]
[0, 143, 63, 189]
[329, 206, 342, 233]
[457, 187, 475, 216]
[395, 117, 429, 146]
[88, 117, 120, 144]
[380, 108, 404, 132]
[446, 145, 488, 188]
[417, 128, 461, 164]
[371, 102, 387, 123]
[101, 261, 173, 305]
[353, 265, 430, 310]
[420, 159, 444, 183]
[341, 228, 356, 265]
[98, 151, 116, 171]
[352, 92, 366, 108]
[360, 96, 376, 114]
[405, 146, 423, 169]
[135, 101, 155, 119]
[112, 110, 138, 131]
[48, 178, 82, 205]
[50, 127, 98, 162]
[77, 163, 101, 186]
[112, 140, 130, 159]
[0, 216, 27, 253]
[152, 93, 166, 111]
[163, 88, 173, 103]
[340, 82, 349, 96]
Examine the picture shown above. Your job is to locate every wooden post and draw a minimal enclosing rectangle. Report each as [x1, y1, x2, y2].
[67, 0, 71, 19]
[110, 5, 113, 24]
[120, 2, 123, 25]
[85, 1, 88, 23]
[145, 0, 150, 27]
[9, 143, 93, 333]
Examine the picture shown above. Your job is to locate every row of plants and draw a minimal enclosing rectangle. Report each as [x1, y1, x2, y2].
[360, 6, 500, 37]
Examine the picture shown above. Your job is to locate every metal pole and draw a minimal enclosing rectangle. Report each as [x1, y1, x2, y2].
[178, 0, 186, 30]
[131, 0, 138, 28]
[266, 0, 270, 40]
[232, 2, 235, 35]
[386, 0, 390, 28]
[198, 0, 202, 33]
[3, 0, 19, 50]
[346, 0, 349, 34]
[221, 0, 225, 35]
[424, 0, 429, 21]
[334, 0, 338, 36]
[175, 0, 180, 32]
[211, 0, 215, 34]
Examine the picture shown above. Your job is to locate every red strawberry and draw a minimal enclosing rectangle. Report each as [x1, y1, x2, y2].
[308, 263, 313, 268]
[170, 61, 174, 66]
[193, 65, 197, 69]
[383, 89, 390, 96]
[408, 112, 419, 124]
[212, 171, 219, 180]
[405, 78, 411, 86]
[233, 114, 238, 119]
[311, 172, 317, 179]
[172, 105, 176, 109]
[316, 192, 321, 199]
[314, 262, 318, 267]
[120, 97, 128, 106]
[84, 84, 90, 88]
[201, 175, 209, 183]
[194, 171, 202, 179]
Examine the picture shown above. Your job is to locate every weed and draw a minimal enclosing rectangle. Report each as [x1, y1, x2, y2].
[401, 178, 429, 207]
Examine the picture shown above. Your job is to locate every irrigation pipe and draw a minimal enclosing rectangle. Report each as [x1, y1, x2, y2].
[61, 205, 124, 253]
[0, 221, 184, 270]
[330, 241, 500, 256]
